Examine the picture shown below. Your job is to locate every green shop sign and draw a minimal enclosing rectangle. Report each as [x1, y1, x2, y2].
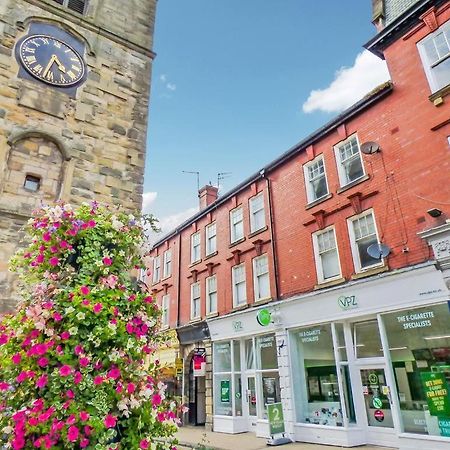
[267, 402, 285, 435]
[220, 380, 230, 403]
[257, 308, 272, 327]
[420, 372, 450, 417]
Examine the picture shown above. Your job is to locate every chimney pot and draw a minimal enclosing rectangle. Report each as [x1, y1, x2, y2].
[199, 185, 218, 210]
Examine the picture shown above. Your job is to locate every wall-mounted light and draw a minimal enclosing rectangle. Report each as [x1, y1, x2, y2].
[427, 208, 442, 218]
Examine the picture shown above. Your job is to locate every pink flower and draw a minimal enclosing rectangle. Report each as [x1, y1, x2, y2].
[0, 382, 10, 391]
[88, 220, 96, 228]
[67, 425, 79, 442]
[59, 240, 69, 249]
[127, 382, 136, 394]
[36, 253, 45, 264]
[36, 374, 48, 389]
[144, 296, 153, 303]
[74, 345, 83, 355]
[59, 365, 72, 377]
[82, 299, 90, 306]
[49, 257, 59, 266]
[79, 411, 89, 422]
[53, 312, 62, 322]
[38, 357, 49, 367]
[80, 286, 90, 296]
[102, 257, 113, 266]
[60, 331, 70, 340]
[80, 438, 90, 448]
[93, 303, 103, 314]
[140, 440, 149, 449]
[108, 367, 121, 380]
[42, 232, 51, 242]
[103, 414, 117, 429]
[42, 301, 53, 310]
[66, 390, 75, 399]
[79, 357, 90, 367]
[126, 323, 134, 334]
[66, 414, 76, 425]
[12, 353, 21, 365]
[74, 371, 82, 385]
[152, 393, 162, 407]
[93, 376, 104, 385]
[16, 371, 27, 383]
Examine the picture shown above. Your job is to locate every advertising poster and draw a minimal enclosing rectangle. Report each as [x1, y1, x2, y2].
[221, 380, 230, 403]
[420, 372, 450, 417]
[267, 402, 285, 435]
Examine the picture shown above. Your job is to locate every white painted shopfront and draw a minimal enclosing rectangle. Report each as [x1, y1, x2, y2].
[207, 262, 450, 450]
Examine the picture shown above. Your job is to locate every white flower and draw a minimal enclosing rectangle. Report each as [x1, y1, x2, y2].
[2, 426, 13, 434]
[65, 306, 75, 314]
[118, 399, 129, 411]
[130, 397, 140, 409]
[63, 204, 73, 212]
[76, 312, 85, 320]
[69, 327, 78, 335]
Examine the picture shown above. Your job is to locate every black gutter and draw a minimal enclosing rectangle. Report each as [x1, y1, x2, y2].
[152, 81, 393, 249]
[364, 0, 447, 58]
[176, 235, 182, 328]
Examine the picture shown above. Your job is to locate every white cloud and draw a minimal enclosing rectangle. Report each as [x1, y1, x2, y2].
[142, 191, 157, 213]
[160, 74, 167, 82]
[166, 83, 177, 91]
[302, 50, 390, 114]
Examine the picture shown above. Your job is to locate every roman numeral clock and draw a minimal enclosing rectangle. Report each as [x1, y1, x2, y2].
[15, 23, 87, 95]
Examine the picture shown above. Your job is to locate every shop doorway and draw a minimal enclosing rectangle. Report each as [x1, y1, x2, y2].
[188, 357, 206, 425]
[245, 375, 258, 431]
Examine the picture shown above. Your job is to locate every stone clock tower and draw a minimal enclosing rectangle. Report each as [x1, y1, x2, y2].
[0, 0, 157, 312]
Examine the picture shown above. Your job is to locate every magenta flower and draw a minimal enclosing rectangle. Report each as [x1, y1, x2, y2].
[49, 257, 59, 266]
[12, 353, 22, 365]
[53, 311, 62, 321]
[36, 374, 48, 389]
[36, 253, 45, 264]
[80, 438, 90, 448]
[66, 390, 75, 399]
[59, 365, 72, 377]
[93, 376, 104, 385]
[0, 382, 10, 391]
[127, 382, 136, 394]
[60, 331, 70, 340]
[38, 357, 48, 367]
[79, 357, 90, 367]
[16, 372, 28, 383]
[79, 411, 90, 422]
[74, 345, 83, 355]
[80, 285, 90, 296]
[93, 303, 103, 314]
[108, 367, 121, 380]
[103, 414, 117, 429]
[152, 393, 162, 407]
[87, 219, 96, 228]
[42, 232, 51, 242]
[140, 440, 149, 449]
[74, 371, 82, 385]
[67, 425, 79, 442]
[102, 257, 113, 266]
[59, 240, 69, 249]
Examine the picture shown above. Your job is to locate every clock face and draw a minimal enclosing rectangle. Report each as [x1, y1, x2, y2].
[18, 34, 86, 87]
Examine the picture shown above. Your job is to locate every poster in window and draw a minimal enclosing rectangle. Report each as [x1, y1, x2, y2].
[308, 376, 320, 397]
[263, 377, 277, 404]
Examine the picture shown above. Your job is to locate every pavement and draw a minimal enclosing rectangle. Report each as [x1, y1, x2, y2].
[175, 426, 397, 450]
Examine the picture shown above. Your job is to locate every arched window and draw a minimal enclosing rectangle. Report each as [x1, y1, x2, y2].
[52, 0, 87, 15]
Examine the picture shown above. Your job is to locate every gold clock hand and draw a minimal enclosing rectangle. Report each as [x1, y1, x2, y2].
[53, 55, 66, 73]
[43, 55, 57, 78]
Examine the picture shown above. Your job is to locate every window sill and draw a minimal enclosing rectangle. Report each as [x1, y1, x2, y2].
[248, 226, 268, 239]
[189, 317, 202, 324]
[189, 259, 202, 268]
[229, 237, 246, 248]
[252, 297, 273, 306]
[161, 275, 171, 282]
[206, 312, 219, 319]
[305, 193, 333, 210]
[205, 251, 218, 261]
[336, 174, 370, 194]
[231, 303, 249, 313]
[429, 83, 450, 106]
[351, 263, 388, 280]
[313, 277, 346, 290]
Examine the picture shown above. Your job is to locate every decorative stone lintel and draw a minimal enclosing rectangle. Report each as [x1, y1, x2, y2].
[418, 221, 450, 271]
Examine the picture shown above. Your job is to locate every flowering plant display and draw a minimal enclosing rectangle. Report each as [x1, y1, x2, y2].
[0, 203, 179, 449]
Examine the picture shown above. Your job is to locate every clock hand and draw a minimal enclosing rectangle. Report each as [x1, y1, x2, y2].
[53, 55, 66, 73]
[42, 55, 57, 78]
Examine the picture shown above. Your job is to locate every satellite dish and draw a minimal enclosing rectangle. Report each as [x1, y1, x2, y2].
[360, 141, 381, 155]
[367, 242, 391, 259]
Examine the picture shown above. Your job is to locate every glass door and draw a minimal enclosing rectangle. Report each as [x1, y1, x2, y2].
[359, 367, 394, 428]
[246, 375, 258, 430]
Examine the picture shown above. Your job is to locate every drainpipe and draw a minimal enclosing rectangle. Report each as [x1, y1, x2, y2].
[176, 233, 182, 328]
[261, 170, 280, 300]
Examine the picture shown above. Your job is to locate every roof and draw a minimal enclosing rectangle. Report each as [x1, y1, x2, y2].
[151, 81, 394, 249]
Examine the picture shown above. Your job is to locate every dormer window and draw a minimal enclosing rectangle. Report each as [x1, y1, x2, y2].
[24, 175, 41, 192]
[417, 21, 450, 93]
[52, 0, 88, 15]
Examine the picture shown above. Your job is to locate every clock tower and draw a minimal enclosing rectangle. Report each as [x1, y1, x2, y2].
[0, 0, 157, 312]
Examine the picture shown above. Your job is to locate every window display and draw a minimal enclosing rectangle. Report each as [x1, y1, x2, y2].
[383, 303, 450, 437]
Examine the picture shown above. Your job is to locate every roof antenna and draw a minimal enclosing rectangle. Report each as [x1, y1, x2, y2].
[217, 172, 232, 194]
[182, 170, 200, 197]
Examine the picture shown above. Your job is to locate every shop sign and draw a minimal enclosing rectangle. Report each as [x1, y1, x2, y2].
[396, 311, 434, 330]
[372, 397, 383, 409]
[257, 309, 272, 327]
[175, 357, 183, 377]
[267, 402, 285, 435]
[299, 328, 320, 343]
[374, 409, 384, 422]
[193, 349, 206, 377]
[420, 372, 450, 416]
[368, 373, 379, 385]
[338, 295, 358, 310]
[438, 418, 450, 437]
[220, 380, 230, 403]
[232, 320, 243, 332]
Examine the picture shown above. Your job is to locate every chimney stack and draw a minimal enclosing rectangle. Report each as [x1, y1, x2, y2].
[199, 185, 218, 210]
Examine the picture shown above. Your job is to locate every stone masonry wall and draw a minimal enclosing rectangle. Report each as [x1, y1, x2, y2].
[0, 0, 157, 313]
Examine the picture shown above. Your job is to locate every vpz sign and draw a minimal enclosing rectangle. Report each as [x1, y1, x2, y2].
[338, 295, 358, 310]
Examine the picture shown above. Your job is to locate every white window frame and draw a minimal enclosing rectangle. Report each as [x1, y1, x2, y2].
[152, 256, 160, 284]
[232, 263, 247, 307]
[162, 250, 172, 278]
[191, 282, 201, 320]
[191, 232, 201, 264]
[334, 134, 365, 188]
[206, 275, 218, 315]
[230, 206, 244, 243]
[417, 21, 450, 93]
[249, 193, 266, 233]
[312, 226, 342, 283]
[252, 254, 270, 302]
[206, 222, 217, 256]
[161, 294, 170, 328]
[347, 209, 383, 273]
[303, 155, 329, 204]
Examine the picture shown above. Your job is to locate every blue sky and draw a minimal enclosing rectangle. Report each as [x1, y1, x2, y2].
[144, 0, 390, 233]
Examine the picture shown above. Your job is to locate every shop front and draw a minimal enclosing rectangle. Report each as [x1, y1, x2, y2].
[209, 263, 450, 450]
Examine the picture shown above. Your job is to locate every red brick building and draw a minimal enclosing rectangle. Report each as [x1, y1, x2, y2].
[149, 1, 449, 448]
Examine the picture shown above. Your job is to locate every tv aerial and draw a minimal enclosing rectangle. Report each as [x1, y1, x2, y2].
[367, 242, 391, 259]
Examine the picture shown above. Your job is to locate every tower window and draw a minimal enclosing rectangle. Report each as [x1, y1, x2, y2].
[52, 0, 87, 15]
[24, 175, 41, 192]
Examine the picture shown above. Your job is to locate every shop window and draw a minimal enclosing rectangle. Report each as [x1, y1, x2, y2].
[291, 324, 344, 426]
[245, 338, 255, 369]
[304, 155, 329, 203]
[417, 21, 450, 93]
[249, 193, 266, 233]
[334, 134, 365, 187]
[352, 320, 383, 358]
[382, 303, 450, 437]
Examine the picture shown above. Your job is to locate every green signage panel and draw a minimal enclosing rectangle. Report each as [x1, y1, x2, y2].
[267, 402, 285, 435]
[220, 380, 230, 403]
[372, 397, 383, 409]
[257, 309, 272, 327]
[420, 372, 450, 417]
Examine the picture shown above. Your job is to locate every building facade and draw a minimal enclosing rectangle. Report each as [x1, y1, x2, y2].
[149, 0, 450, 449]
[0, 0, 156, 313]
